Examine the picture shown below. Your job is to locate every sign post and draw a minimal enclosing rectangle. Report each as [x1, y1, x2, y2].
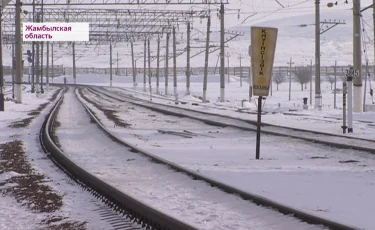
[346, 67, 357, 133]
[251, 26, 278, 159]
[342, 82, 347, 133]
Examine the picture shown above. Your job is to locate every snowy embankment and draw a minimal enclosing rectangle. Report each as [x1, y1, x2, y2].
[0, 86, 116, 230]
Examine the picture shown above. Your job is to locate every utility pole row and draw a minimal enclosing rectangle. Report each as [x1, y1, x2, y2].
[287, 57, 294, 101]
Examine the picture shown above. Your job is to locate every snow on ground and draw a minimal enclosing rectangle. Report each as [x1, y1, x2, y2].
[0, 85, 120, 230]
[81, 84, 375, 230]
[52, 73, 375, 229]
[54, 73, 375, 138]
[0, 192, 44, 230]
[55, 87, 325, 230]
[3, 72, 375, 229]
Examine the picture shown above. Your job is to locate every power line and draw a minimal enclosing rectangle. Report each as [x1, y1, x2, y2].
[360, 16, 372, 63]
[232, 3, 355, 25]
[273, 0, 285, 8]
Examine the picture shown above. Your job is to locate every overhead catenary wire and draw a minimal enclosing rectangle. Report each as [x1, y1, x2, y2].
[360, 14, 373, 106]
[185, 0, 356, 30]
[360, 15, 371, 63]
[361, 16, 374, 32]
[238, 0, 307, 10]
[231, 1, 355, 25]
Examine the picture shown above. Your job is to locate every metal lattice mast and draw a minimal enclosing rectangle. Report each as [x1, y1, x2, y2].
[186, 22, 191, 95]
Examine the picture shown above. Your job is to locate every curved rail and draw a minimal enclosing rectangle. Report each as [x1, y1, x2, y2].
[90, 86, 375, 154]
[77, 86, 361, 230]
[103, 85, 375, 143]
[40, 88, 197, 230]
[52, 82, 375, 144]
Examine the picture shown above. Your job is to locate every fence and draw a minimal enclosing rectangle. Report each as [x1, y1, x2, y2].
[5, 64, 375, 81]
[66, 65, 375, 79]
[4, 65, 65, 78]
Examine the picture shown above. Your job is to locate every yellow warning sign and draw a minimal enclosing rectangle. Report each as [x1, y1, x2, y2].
[257, 77, 267, 85]
[251, 26, 278, 97]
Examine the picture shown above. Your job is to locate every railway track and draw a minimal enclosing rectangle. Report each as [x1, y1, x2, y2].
[95, 86, 375, 154]
[52, 83, 375, 137]
[40, 88, 196, 230]
[3, 84, 27, 96]
[74, 86, 361, 230]
[112, 86, 242, 111]
[115, 87, 375, 131]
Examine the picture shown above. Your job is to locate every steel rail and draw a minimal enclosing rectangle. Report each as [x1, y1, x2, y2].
[40, 87, 197, 230]
[78, 86, 361, 230]
[96, 86, 375, 153]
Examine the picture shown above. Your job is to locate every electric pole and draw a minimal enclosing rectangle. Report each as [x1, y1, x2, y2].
[156, 36, 160, 94]
[41, 0, 45, 94]
[364, 60, 369, 111]
[72, 42, 76, 85]
[109, 42, 113, 87]
[334, 60, 337, 109]
[15, 0, 22, 103]
[226, 52, 231, 83]
[288, 57, 294, 101]
[310, 59, 313, 106]
[131, 41, 136, 89]
[373, 0, 375, 84]
[238, 54, 243, 87]
[353, 0, 363, 112]
[35, 12, 40, 97]
[35, 42, 40, 96]
[31, 10, 35, 93]
[41, 40, 44, 94]
[12, 43, 14, 99]
[165, 33, 170, 95]
[219, 3, 225, 102]
[0, 7, 3, 111]
[186, 22, 191, 95]
[143, 40, 147, 92]
[173, 26, 178, 104]
[148, 38, 152, 96]
[203, 15, 211, 103]
[116, 52, 119, 75]
[50, 43, 55, 82]
[46, 41, 49, 91]
[315, 0, 322, 109]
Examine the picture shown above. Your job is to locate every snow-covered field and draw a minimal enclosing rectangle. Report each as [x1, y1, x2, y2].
[54, 87, 325, 230]
[0, 85, 132, 230]
[54, 72, 375, 137]
[1, 0, 375, 228]
[1, 70, 374, 229]
[57, 72, 375, 229]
